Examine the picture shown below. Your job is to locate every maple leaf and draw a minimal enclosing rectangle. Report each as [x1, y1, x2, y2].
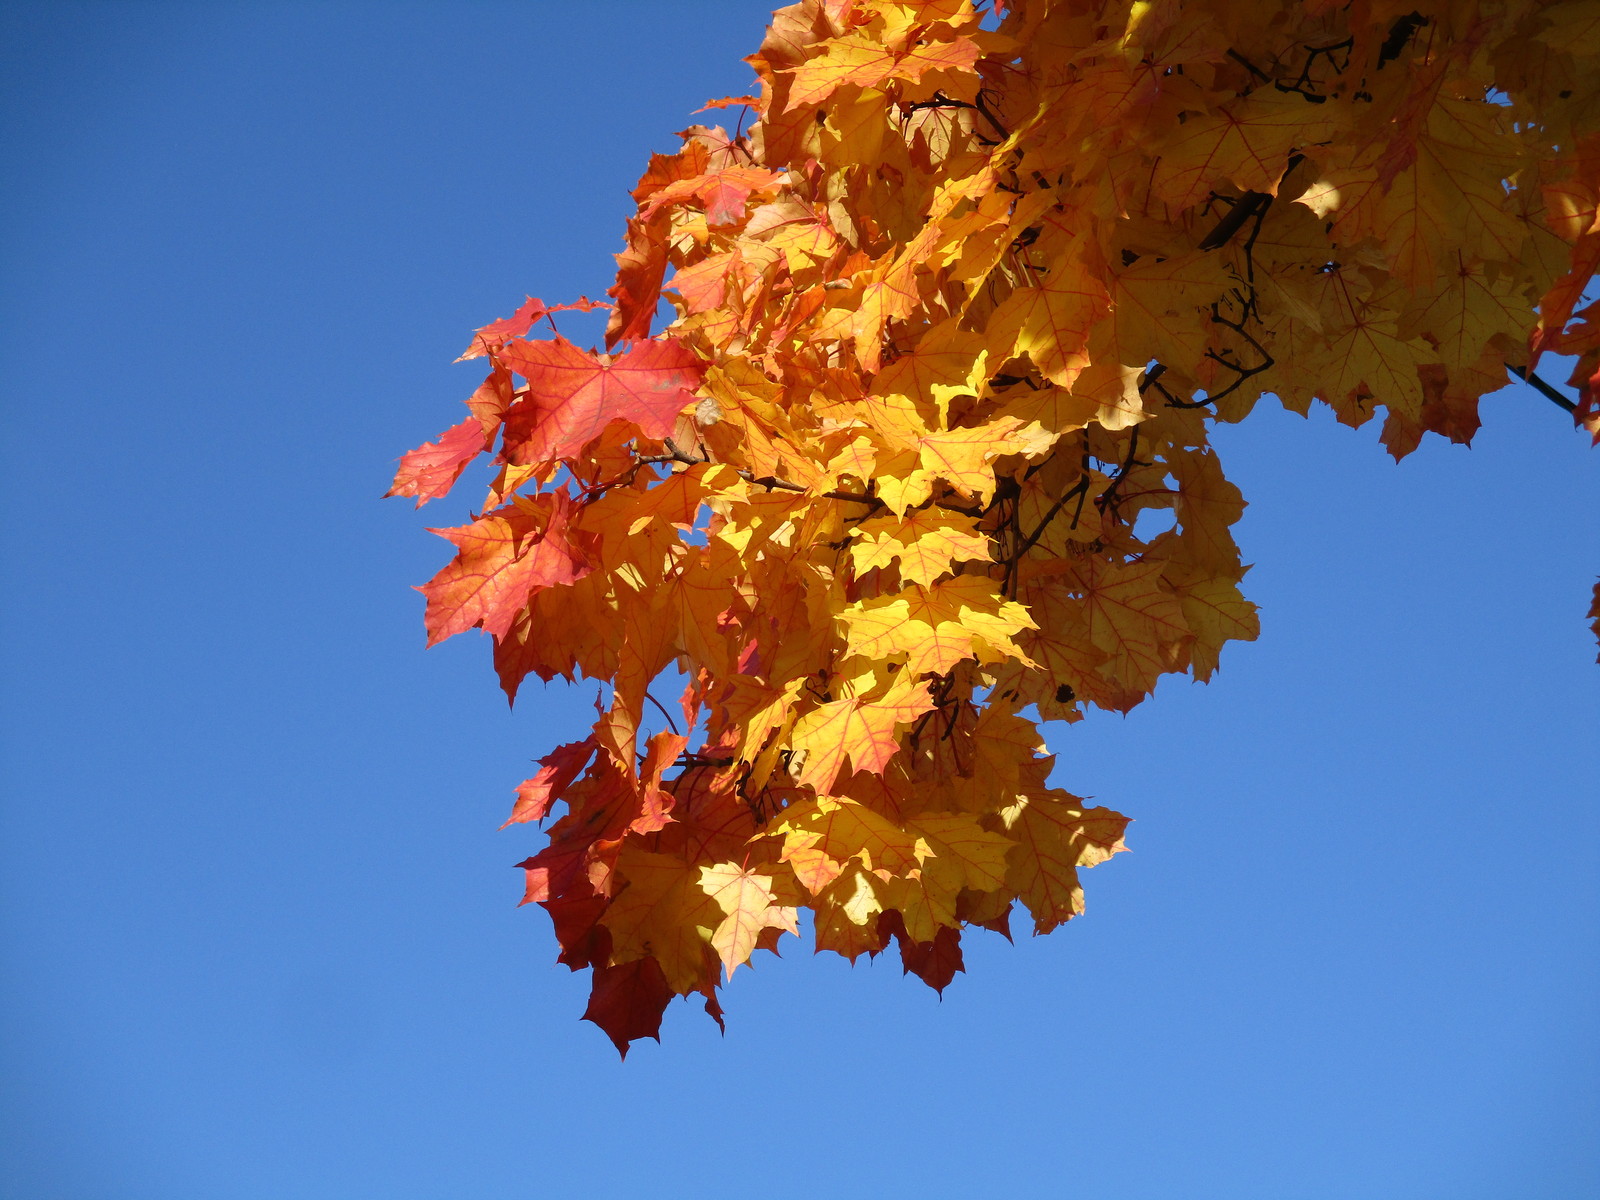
[387, 367, 514, 507]
[386, 416, 490, 508]
[891, 921, 965, 993]
[604, 847, 727, 993]
[838, 577, 1036, 678]
[1001, 793, 1130, 934]
[849, 508, 991, 587]
[606, 209, 673, 346]
[905, 811, 1013, 911]
[456, 295, 610, 362]
[418, 493, 590, 644]
[582, 958, 674, 1058]
[986, 226, 1108, 389]
[694, 95, 760, 113]
[640, 167, 787, 227]
[789, 677, 936, 794]
[780, 24, 988, 112]
[458, 295, 551, 361]
[698, 864, 799, 978]
[772, 797, 924, 895]
[396, 0, 1599, 1052]
[503, 735, 597, 828]
[497, 336, 706, 465]
[1590, 581, 1600, 665]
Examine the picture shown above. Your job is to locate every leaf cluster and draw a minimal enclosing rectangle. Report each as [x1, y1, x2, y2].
[392, 0, 1599, 1054]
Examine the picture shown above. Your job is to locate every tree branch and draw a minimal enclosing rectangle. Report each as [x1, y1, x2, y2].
[1011, 473, 1091, 560]
[1507, 364, 1578, 414]
[1197, 155, 1303, 252]
[595, 438, 985, 518]
[1226, 49, 1272, 84]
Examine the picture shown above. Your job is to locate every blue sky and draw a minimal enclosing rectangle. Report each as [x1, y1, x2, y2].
[1, 3, 1595, 1198]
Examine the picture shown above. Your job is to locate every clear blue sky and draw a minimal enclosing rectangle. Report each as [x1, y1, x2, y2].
[1, 3, 1595, 1198]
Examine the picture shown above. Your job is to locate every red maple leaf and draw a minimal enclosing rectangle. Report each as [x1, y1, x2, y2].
[503, 734, 598, 827]
[582, 958, 673, 1057]
[497, 336, 706, 465]
[419, 493, 591, 644]
[639, 167, 786, 227]
[386, 416, 491, 507]
[457, 295, 611, 362]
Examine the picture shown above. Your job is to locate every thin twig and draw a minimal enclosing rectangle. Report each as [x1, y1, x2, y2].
[643, 690, 682, 736]
[640, 438, 984, 516]
[1011, 474, 1090, 559]
[1095, 425, 1143, 522]
[1226, 48, 1272, 84]
[1507, 364, 1578, 414]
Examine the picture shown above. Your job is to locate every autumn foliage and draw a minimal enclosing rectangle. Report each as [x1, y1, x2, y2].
[392, 0, 1599, 1054]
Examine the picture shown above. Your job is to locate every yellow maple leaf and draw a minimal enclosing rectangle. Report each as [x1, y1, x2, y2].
[872, 318, 989, 426]
[904, 811, 1013, 904]
[986, 228, 1108, 389]
[772, 796, 924, 891]
[1000, 792, 1130, 934]
[605, 847, 727, 993]
[697, 864, 799, 978]
[788, 676, 935, 793]
[838, 576, 1037, 678]
[849, 508, 993, 586]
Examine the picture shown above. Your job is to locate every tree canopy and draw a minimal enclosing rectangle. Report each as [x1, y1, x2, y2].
[391, 0, 1598, 1055]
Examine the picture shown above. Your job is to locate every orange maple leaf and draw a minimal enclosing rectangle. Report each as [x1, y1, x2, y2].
[781, 30, 985, 111]
[640, 167, 788, 227]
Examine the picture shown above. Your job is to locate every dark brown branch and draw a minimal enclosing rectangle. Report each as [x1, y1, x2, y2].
[1002, 481, 1023, 598]
[1507, 364, 1578, 414]
[902, 90, 1009, 145]
[1378, 13, 1428, 68]
[1226, 49, 1272, 84]
[1011, 473, 1091, 559]
[1198, 155, 1303, 252]
[745, 472, 881, 506]
[676, 751, 734, 768]
[909, 671, 960, 749]
[971, 90, 1012, 142]
[903, 94, 975, 116]
[1151, 379, 1211, 409]
[1199, 192, 1271, 251]
[640, 438, 887, 508]
[1095, 425, 1144, 522]
[1199, 301, 1277, 406]
[1140, 361, 1211, 410]
[658, 439, 989, 517]
[1138, 363, 1168, 392]
[988, 373, 1040, 390]
[1278, 37, 1352, 101]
